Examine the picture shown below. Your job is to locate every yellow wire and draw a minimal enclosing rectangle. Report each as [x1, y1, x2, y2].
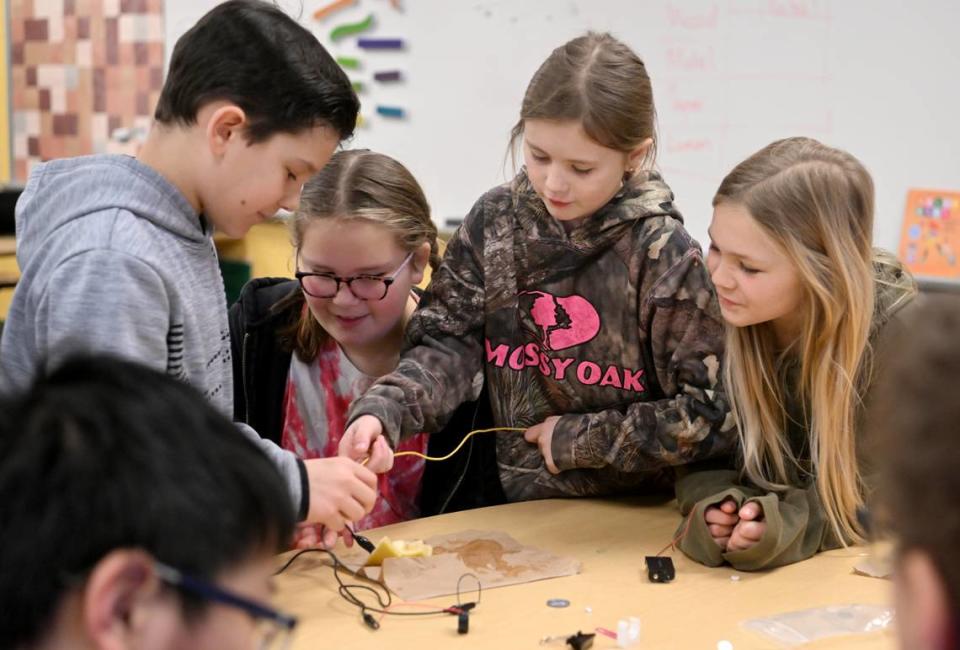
[363, 427, 524, 464]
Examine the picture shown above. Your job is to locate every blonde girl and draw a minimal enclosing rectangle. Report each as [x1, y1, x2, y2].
[676, 137, 917, 570]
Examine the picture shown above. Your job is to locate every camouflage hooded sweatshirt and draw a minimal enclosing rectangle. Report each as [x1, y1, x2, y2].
[348, 170, 736, 501]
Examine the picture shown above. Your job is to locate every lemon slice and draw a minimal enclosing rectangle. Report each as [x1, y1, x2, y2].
[364, 536, 433, 567]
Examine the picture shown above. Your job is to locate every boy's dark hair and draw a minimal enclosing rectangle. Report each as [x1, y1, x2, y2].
[154, 0, 359, 143]
[870, 295, 960, 617]
[0, 355, 295, 647]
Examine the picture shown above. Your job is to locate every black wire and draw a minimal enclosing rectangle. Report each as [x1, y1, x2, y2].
[274, 545, 480, 621]
[456, 572, 481, 607]
[274, 547, 325, 575]
[345, 524, 376, 554]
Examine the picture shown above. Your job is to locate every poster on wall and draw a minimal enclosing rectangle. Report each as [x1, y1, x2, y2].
[0, 0, 11, 184]
[311, 0, 407, 128]
[9, 0, 165, 181]
[898, 189, 960, 280]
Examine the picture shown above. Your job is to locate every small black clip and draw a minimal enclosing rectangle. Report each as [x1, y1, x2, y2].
[645, 556, 675, 583]
[457, 611, 470, 634]
[362, 611, 380, 630]
[566, 630, 595, 650]
[351, 530, 376, 554]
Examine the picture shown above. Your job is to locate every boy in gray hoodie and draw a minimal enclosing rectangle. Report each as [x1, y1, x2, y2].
[0, 0, 376, 540]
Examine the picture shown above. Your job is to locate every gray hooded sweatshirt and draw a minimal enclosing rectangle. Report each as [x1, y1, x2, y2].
[0, 154, 306, 516]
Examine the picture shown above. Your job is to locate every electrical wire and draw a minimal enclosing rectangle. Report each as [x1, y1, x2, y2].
[363, 426, 524, 464]
[654, 510, 695, 557]
[274, 546, 481, 627]
[353, 426, 523, 524]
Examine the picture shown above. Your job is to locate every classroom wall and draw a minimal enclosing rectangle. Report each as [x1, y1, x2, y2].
[8, 0, 165, 181]
[165, 0, 960, 252]
[0, 0, 11, 184]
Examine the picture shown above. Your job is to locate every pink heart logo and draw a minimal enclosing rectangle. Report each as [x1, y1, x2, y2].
[522, 291, 601, 351]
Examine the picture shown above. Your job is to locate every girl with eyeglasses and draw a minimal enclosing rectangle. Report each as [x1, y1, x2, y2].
[230, 150, 492, 547]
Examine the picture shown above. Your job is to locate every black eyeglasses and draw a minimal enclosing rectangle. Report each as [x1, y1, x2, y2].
[296, 252, 413, 301]
[155, 562, 296, 650]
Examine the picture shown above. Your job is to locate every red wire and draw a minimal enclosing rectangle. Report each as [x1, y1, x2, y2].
[655, 510, 696, 557]
[376, 600, 463, 624]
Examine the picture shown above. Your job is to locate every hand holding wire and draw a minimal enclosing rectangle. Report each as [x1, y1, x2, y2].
[339, 415, 392, 472]
[303, 456, 378, 530]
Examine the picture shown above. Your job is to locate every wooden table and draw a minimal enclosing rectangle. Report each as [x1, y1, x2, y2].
[0, 236, 18, 317]
[274, 497, 895, 649]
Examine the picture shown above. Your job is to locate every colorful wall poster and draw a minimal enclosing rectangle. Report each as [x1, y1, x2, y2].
[899, 189, 960, 279]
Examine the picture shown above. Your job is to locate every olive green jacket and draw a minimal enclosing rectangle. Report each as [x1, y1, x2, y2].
[676, 253, 916, 570]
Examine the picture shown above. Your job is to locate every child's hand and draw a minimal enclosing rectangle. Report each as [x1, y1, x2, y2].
[727, 501, 766, 552]
[704, 498, 740, 550]
[293, 523, 355, 550]
[304, 456, 378, 532]
[366, 436, 394, 474]
[339, 415, 394, 473]
[523, 416, 561, 474]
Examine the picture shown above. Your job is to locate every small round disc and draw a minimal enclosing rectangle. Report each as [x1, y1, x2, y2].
[546, 598, 571, 608]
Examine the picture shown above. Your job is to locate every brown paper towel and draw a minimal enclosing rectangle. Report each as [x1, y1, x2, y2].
[338, 529, 581, 601]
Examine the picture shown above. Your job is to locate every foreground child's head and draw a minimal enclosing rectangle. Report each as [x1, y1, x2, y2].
[152, 0, 360, 237]
[870, 297, 960, 650]
[289, 150, 438, 359]
[707, 137, 877, 544]
[509, 32, 657, 222]
[0, 355, 295, 650]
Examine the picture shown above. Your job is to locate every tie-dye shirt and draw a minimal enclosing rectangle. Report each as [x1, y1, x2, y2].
[281, 336, 427, 533]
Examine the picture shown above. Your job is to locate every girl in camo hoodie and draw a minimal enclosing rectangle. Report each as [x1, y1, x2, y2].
[341, 33, 737, 502]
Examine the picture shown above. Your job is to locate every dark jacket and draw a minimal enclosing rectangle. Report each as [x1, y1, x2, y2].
[228, 277, 502, 516]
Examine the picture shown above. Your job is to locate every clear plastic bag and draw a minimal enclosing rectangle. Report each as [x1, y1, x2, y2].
[742, 604, 893, 646]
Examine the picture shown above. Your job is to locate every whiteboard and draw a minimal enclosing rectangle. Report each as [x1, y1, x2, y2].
[164, 0, 960, 251]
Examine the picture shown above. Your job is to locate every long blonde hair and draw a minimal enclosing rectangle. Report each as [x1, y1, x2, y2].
[715, 137, 876, 544]
[281, 149, 439, 361]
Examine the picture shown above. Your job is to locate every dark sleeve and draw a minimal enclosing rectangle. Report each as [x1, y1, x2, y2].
[347, 197, 488, 445]
[228, 292, 248, 423]
[227, 279, 298, 443]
